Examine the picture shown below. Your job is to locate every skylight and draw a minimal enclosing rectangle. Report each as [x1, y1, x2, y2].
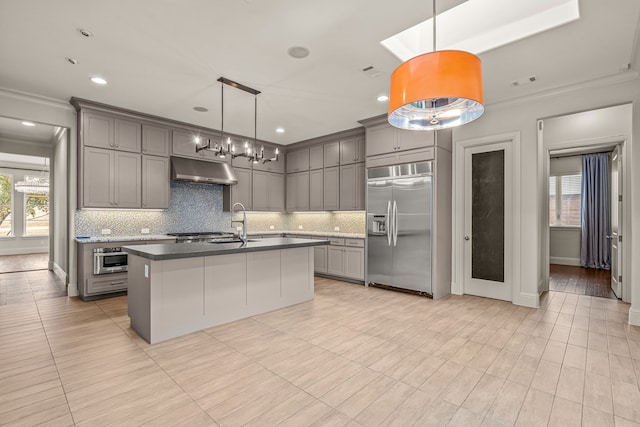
[381, 0, 580, 61]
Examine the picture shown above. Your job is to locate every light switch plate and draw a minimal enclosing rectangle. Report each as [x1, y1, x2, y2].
[270, 225, 275, 230]
[101, 229, 111, 235]
[141, 228, 150, 234]
[298, 225, 303, 230]
[334, 226, 340, 231]
[144, 264, 149, 278]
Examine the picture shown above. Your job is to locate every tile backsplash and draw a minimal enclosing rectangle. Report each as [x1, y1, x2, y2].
[75, 181, 365, 237]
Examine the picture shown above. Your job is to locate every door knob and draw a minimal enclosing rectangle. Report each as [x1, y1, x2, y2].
[464, 236, 470, 241]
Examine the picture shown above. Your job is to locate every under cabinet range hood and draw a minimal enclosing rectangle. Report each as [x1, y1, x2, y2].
[170, 156, 238, 185]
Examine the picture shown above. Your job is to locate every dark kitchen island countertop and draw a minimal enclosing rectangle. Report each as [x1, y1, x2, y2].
[122, 237, 329, 261]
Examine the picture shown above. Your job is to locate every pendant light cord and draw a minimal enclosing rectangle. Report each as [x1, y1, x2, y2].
[220, 81, 224, 148]
[433, 0, 436, 52]
[254, 95, 257, 155]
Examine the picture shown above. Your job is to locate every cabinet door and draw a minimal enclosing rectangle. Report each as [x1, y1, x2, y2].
[309, 169, 324, 211]
[232, 167, 253, 210]
[323, 166, 339, 211]
[366, 124, 396, 157]
[113, 152, 141, 208]
[397, 128, 434, 152]
[314, 246, 328, 273]
[296, 171, 310, 211]
[327, 246, 344, 276]
[252, 170, 267, 211]
[355, 162, 366, 210]
[142, 124, 170, 157]
[142, 155, 169, 209]
[172, 130, 199, 159]
[286, 173, 296, 211]
[114, 118, 141, 153]
[324, 141, 340, 167]
[340, 136, 364, 164]
[267, 173, 285, 211]
[286, 149, 309, 173]
[309, 145, 324, 170]
[198, 134, 229, 163]
[83, 147, 113, 207]
[344, 247, 365, 280]
[339, 164, 356, 210]
[83, 112, 113, 149]
[252, 145, 283, 172]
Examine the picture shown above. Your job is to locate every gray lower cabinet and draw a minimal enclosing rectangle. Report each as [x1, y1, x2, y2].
[253, 170, 284, 211]
[309, 169, 324, 211]
[142, 155, 169, 209]
[314, 246, 328, 274]
[344, 247, 365, 280]
[286, 171, 310, 211]
[83, 148, 141, 208]
[327, 246, 345, 276]
[323, 167, 339, 210]
[232, 167, 253, 210]
[323, 238, 365, 281]
[339, 163, 365, 210]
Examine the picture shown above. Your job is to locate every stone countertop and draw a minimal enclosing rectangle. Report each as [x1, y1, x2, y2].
[249, 231, 366, 239]
[122, 237, 329, 261]
[75, 235, 175, 243]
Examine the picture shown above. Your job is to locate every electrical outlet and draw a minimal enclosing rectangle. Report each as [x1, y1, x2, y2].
[334, 226, 340, 231]
[141, 228, 150, 234]
[298, 225, 303, 230]
[269, 225, 275, 230]
[101, 229, 111, 235]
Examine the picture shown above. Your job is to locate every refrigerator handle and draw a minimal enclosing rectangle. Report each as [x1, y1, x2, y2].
[386, 200, 392, 246]
[393, 200, 398, 246]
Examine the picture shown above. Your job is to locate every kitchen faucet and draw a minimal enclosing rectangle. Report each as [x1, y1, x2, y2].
[231, 202, 247, 244]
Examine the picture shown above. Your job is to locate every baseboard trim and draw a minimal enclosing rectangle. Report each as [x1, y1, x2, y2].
[629, 307, 640, 326]
[513, 292, 539, 308]
[67, 282, 79, 297]
[550, 257, 581, 266]
[52, 262, 68, 285]
[0, 248, 49, 256]
[451, 281, 462, 295]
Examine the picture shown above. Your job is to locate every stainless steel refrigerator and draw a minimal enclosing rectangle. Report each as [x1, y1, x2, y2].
[367, 162, 433, 294]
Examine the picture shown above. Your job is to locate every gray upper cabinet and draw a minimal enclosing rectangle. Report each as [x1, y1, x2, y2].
[252, 170, 284, 212]
[323, 166, 339, 211]
[309, 169, 324, 211]
[339, 136, 365, 165]
[286, 148, 310, 173]
[268, 173, 285, 212]
[142, 155, 169, 209]
[113, 151, 142, 208]
[339, 163, 365, 210]
[324, 141, 340, 168]
[83, 112, 141, 153]
[142, 124, 170, 157]
[397, 128, 434, 152]
[232, 167, 253, 210]
[83, 147, 113, 208]
[366, 122, 435, 157]
[309, 145, 324, 170]
[286, 171, 309, 211]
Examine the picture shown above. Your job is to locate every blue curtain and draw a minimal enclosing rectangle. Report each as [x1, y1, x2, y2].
[580, 153, 610, 269]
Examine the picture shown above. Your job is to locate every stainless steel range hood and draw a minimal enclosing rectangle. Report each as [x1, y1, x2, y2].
[170, 156, 237, 185]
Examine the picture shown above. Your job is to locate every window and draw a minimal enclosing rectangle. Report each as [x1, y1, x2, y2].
[24, 175, 49, 236]
[0, 174, 13, 236]
[549, 173, 582, 226]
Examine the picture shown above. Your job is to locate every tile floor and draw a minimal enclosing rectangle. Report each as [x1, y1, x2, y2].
[0, 252, 49, 274]
[0, 269, 66, 305]
[1, 276, 640, 426]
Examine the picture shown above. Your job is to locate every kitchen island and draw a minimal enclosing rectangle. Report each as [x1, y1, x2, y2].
[123, 238, 329, 344]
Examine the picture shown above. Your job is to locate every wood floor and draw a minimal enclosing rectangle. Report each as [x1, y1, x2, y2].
[0, 252, 49, 274]
[0, 269, 66, 305]
[549, 264, 616, 299]
[1, 276, 639, 426]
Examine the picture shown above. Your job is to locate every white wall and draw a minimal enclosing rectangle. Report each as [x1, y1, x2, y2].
[549, 156, 582, 266]
[0, 89, 77, 295]
[451, 74, 639, 315]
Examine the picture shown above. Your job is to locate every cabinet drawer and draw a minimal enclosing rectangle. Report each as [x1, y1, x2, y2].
[87, 276, 127, 295]
[329, 238, 345, 246]
[345, 238, 364, 248]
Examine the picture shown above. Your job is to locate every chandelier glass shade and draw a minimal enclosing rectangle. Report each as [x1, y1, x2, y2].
[14, 176, 49, 194]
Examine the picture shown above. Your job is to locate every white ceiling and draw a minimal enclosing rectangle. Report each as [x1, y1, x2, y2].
[0, 116, 60, 144]
[0, 0, 638, 145]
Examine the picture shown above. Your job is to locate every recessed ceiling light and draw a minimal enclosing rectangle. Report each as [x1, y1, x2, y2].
[91, 77, 107, 85]
[193, 106, 209, 112]
[21, 121, 36, 127]
[65, 57, 78, 65]
[287, 46, 310, 59]
[78, 28, 93, 37]
[377, 95, 389, 102]
[276, 127, 285, 133]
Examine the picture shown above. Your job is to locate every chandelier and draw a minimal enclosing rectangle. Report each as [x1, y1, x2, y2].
[196, 77, 279, 164]
[15, 159, 49, 194]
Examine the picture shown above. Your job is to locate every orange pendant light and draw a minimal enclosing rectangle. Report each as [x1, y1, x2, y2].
[387, 1, 484, 130]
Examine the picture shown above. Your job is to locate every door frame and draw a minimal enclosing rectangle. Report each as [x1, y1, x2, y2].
[452, 132, 523, 304]
[539, 128, 629, 301]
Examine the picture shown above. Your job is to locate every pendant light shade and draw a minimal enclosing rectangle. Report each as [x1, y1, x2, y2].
[388, 50, 484, 130]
